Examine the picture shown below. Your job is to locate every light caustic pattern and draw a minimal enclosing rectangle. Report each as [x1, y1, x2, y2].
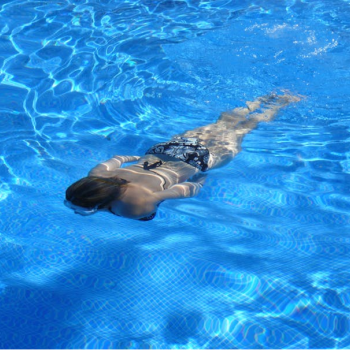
[0, 0, 251, 139]
[1, 0, 350, 349]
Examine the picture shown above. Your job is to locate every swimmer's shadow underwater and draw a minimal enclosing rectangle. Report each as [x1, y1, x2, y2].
[65, 93, 301, 221]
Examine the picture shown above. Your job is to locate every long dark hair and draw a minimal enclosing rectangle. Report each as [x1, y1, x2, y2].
[65, 176, 129, 209]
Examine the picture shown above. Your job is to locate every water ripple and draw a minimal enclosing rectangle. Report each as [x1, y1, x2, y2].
[1, 0, 350, 348]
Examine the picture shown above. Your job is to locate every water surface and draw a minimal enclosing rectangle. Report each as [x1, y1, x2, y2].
[0, 0, 350, 348]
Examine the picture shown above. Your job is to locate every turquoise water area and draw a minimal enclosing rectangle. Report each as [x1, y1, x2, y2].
[1, 0, 350, 348]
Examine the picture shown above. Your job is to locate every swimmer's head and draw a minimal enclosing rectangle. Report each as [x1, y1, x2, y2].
[65, 176, 129, 215]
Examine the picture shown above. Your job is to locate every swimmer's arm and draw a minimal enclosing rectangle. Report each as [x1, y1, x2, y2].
[155, 176, 206, 201]
[89, 156, 140, 177]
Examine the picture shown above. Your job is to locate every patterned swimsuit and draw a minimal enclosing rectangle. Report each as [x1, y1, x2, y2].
[145, 137, 210, 172]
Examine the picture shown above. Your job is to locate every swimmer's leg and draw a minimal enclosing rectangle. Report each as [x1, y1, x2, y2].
[207, 93, 302, 169]
[234, 93, 302, 137]
[176, 93, 301, 170]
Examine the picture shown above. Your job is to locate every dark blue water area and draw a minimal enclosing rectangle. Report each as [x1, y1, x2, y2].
[1, 0, 350, 348]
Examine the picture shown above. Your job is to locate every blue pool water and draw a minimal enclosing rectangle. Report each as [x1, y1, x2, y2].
[1, 0, 350, 348]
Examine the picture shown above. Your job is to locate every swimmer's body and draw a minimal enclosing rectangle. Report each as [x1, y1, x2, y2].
[65, 93, 301, 221]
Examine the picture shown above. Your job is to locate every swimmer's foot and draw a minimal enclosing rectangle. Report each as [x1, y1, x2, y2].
[260, 92, 303, 106]
[219, 92, 302, 124]
[251, 92, 302, 122]
[248, 92, 302, 112]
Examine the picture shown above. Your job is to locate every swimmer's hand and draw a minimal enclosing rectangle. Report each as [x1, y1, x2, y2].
[89, 155, 140, 177]
[112, 155, 141, 162]
[155, 174, 207, 201]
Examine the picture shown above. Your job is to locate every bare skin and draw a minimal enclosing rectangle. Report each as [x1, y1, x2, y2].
[88, 93, 301, 220]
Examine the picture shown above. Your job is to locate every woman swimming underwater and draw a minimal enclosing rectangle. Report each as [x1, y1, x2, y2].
[65, 93, 300, 221]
